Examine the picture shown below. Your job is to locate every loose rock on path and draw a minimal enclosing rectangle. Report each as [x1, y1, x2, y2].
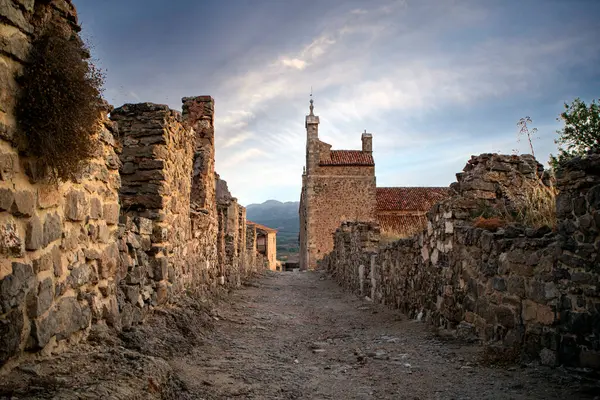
[1, 270, 597, 399]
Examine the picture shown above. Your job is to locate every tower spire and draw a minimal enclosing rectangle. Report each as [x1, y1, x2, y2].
[309, 87, 314, 116]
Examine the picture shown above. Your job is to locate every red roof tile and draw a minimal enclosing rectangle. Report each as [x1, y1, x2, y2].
[320, 150, 374, 166]
[376, 187, 449, 212]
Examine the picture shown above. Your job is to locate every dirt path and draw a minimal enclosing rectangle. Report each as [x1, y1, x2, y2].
[1, 270, 597, 399]
[169, 270, 595, 400]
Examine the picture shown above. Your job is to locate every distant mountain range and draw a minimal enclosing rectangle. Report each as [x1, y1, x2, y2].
[246, 200, 300, 259]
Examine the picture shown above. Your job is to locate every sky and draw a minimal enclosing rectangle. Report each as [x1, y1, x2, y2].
[73, 0, 600, 206]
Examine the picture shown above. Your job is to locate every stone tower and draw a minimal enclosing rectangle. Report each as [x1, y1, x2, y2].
[299, 100, 377, 270]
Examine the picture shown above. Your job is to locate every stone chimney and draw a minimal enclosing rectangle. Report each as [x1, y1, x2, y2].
[361, 130, 372, 153]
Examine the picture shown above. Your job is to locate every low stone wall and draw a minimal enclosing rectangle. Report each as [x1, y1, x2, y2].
[321, 153, 600, 368]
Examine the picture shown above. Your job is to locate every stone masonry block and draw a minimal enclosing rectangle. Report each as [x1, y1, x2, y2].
[90, 197, 103, 219]
[0, 308, 24, 364]
[37, 185, 60, 209]
[103, 203, 120, 225]
[65, 190, 89, 221]
[0, 188, 14, 211]
[0, 262, 34, 313]
[0, 223, 23, 257]
[43, 212, 62, 247]
[11, 190, 35, 217]
[25, 215, 43, 251]
[26, 277, 54, 318]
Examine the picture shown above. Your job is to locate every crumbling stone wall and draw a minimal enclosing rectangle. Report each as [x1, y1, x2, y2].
[322, 153, 600, 368]
[0, 0, 123, 366]
[0, 0, 270, 364]
[216, 176, 249, 287]
[111, 102, 200, 327]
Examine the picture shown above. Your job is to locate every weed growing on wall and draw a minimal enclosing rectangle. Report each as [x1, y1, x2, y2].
[16, 23, 104, 181]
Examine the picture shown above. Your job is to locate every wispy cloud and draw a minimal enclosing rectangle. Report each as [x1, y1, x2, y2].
[78, 0, 600, 204]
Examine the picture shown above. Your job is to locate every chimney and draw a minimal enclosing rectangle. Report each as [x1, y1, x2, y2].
[361, 130, 372, 153]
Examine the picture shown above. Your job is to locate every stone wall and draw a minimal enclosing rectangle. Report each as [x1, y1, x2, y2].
[0, 0, 123, 366]
[0, 0, 271, 366]
[111, 102, 199, 328]
[322, 153, 600, 368]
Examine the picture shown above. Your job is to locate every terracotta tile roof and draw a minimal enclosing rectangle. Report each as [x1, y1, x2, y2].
[376, 187, 449, 212]
[320, 150, 374, 166]
[377, 214, 428, 238]
[247, 221, 278, 233]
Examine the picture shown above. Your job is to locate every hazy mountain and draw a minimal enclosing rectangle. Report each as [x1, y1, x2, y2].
[246, 200, 300, 258]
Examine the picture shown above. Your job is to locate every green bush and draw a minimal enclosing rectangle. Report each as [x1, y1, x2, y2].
[16, 23, 104, 182]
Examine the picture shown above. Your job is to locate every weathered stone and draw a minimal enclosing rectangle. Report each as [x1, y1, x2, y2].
[37, 185, 60, 209]
[0, 187, 14, 211]
[0, 223, 22, 257]
[43, 212, 62, 247]
[25, 216, 43, 251]
[98, 243, 118, 279]
[0, 308, 24, 363]
[0, 262, 33, 313]
[31, 297, 91, 348]
[32, 253, 52, 274]
[522, 300, 554, 325]
[492, 277, 506, 292]
[0, 0, 34, 33]
[27, 277, 54, 318]
[11, 190, 35, 217]
[125, 264, 144, 285]
[84, 248, 102, 260]
[152, 257, 168, 281]
[65, 190, 89, 221]
[98, 222, 110, 243]
[138, 217, 153, 235]
[103, 203, 120, 225]
[0, 151, 17, 181]
[68, 264, 90, 288]
[90, 197, 103, 219]
[122, 284, 141, 306]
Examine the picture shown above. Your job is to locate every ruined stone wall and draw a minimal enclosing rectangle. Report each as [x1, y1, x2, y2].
[246, 224, 257, 272]
[0, 1, 270, 367]
[304, 164, 376, 269]
[111, 103, 197, 327]
[216, 176, 265, 287]
[322, 153, 600, 368]
[0, 0, 122, 365]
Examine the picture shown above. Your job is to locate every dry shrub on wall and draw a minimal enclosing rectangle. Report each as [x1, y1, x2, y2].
[500, 175, 558, 230]
[16, 23, 104, 182]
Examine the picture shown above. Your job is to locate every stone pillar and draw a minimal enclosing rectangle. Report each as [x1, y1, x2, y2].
[182, 96, 215, 213]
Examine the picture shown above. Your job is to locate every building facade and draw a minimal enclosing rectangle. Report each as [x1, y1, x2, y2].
[248, 221, 278, 271]
[299, 100, 377, 270]
[299, 100, 448, 270]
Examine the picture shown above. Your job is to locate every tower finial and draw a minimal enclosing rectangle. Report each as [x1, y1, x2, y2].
[309, 87, 314, 116]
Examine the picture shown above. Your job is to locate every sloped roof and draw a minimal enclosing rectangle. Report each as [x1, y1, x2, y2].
[376, 187, 449, 212]
[320, 150, 374, 166]
[247, 221, 278, 234]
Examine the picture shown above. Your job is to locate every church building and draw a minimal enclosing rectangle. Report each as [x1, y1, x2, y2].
[299, 99, 448, 270]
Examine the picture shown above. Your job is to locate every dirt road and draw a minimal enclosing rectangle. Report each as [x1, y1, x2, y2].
[1, 270, 596, 399]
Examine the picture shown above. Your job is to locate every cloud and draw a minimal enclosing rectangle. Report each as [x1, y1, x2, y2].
[199, 0, 599, 203]
[279, 58, 307, 70]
